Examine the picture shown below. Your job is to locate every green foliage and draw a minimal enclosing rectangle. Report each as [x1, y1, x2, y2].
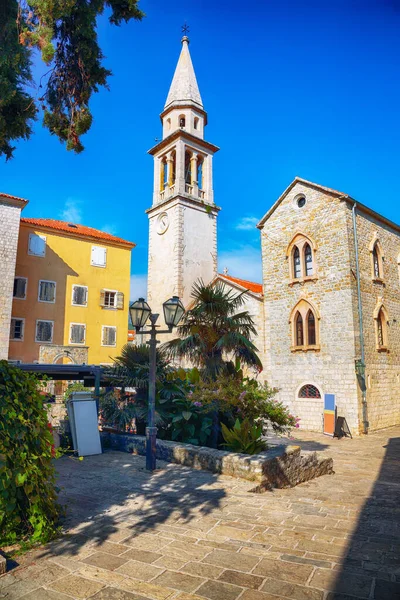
[189, 373, 296, 436]
[1, 0, 144, 159]
[168, 396, 212, 445]
[0, 0, 37, 160]
[63, 381, 86, 403]
[221, 419, 267, 455]
[0, 361, 61, 545]
[162, 279, 263, 380]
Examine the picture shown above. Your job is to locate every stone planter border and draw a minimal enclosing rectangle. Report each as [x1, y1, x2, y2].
[100, 431, 333, 490]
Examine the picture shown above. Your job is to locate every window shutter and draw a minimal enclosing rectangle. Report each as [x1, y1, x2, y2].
[116, 292, 124, 310]
[29, 234, 46, 256]
[109, 327, 116, 346]
[91, 246, 106, 266]
[100, 290, 105, 307]
[71, 324, 85, 343]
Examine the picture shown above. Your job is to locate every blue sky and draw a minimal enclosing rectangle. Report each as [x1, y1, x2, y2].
[2, 0, 400, 299]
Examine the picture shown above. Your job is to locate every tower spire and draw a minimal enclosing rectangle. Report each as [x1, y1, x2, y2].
[164, 33, 203, 111]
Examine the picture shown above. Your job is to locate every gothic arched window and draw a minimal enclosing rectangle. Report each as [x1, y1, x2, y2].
[304, 243, 313, 276]
[287, 234, 317, 282]
[307, 310, 316, 345]
[290, 299, 320, 351]
[293, 246, 301, 279]
[295, 312, 304, 346]
[373, 245, 380, 279]
[374, 304, 389, 350]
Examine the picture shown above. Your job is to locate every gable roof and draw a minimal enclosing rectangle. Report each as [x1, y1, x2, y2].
[257, 176, 400, 234]
[215, 273, 263, 296]
[257, 177, 350, 229]
[20, 218, 135, 249]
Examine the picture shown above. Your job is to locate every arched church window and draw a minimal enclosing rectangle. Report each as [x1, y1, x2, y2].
[307, 310, 316, 345]
[167, 118, 171, 130]
[290, 299, 320, 351]
[295, 312, 304, 346]
[304, 243, 313, 276]
[194, 117, 199, 130]
[179, 115, 186, 128]
[377, 311, 384, 347]
[293, 246, 301, 279]
[197, 157, 203, 189]
[160, 157, 167, 191]
[373, 244, 380, 278]
[184, 151, 192, 185]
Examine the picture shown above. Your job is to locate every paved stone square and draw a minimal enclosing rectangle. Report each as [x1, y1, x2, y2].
[1, 427, 400, 599]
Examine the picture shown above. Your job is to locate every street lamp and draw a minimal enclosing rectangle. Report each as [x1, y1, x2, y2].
[129, 296, 185, 471]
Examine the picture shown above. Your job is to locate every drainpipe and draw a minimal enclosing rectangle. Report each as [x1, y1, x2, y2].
[352, 202, 369, 434]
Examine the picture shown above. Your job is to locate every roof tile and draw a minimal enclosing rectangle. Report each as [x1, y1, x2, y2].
[20, 218, 135, 248]
[219, 273, 263, 294]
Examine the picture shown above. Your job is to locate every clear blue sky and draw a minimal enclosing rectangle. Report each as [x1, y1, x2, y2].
[2, 0, 400, 298]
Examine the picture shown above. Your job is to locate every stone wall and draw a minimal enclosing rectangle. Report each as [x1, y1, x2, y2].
[0, 197, 25, 360]
[38, 344, 88, 364]
[100, 432, 333, 489]
[260, 182, 360, 433]
[346, 203, 400, 431]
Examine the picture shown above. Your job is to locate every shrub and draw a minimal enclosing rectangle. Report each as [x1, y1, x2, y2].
[221, 419, 267, 455]
[0, 361, 61, 545]
[189, 373, 297, 438]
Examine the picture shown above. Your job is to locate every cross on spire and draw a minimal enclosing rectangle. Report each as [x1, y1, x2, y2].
[181, 22, 190, 36]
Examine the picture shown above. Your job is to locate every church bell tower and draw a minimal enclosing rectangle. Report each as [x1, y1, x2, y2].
[146, 35, 220, 316]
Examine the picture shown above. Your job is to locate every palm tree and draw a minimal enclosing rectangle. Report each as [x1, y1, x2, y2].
[162, 279, 263, 379]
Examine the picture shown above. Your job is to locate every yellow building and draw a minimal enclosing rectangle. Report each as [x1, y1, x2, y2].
[9, 218, 135, 365]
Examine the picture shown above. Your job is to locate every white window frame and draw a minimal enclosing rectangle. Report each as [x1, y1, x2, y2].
[69, 322, 86, 345]
[35, 319, 54, 343]
[91, 245, 107, 268]
[101, 325, 117, 347]
[103, 289, 117, 309]
[10, 317, 25, 341]
[28, 233, 46, 257]
[38, 280, 57, 303]
[13, 277, 28, 300]
[71, 284, 88, 307]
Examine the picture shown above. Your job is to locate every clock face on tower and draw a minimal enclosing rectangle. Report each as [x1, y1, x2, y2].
[156, 212, 169, 235]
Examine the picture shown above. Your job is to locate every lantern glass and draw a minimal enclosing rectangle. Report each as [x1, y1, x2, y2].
[129, 298, 151, 331]
[163, 296, 185, 328]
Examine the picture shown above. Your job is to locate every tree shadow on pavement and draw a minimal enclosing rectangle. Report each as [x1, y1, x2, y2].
[35, 450, 227, 561]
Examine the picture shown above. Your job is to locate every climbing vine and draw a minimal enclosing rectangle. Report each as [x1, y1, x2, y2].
[0, 361, 61, 545]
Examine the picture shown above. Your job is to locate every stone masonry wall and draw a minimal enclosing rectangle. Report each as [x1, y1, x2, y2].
[260, 182, 360, 434]
[0, 201, 23, 360]
[345, 203, 400, 431]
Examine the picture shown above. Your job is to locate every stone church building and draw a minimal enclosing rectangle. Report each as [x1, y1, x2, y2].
[146, 36, 400, 435]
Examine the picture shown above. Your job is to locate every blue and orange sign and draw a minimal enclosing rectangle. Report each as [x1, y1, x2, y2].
[323, 394, 336, 436]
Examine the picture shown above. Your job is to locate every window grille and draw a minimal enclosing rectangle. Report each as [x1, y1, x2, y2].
[299, 384, 321, 399]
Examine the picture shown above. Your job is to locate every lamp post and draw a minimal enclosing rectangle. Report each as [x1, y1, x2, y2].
[129, 296, 185, 471]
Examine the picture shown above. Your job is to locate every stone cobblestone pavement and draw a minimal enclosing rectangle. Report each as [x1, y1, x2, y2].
[1, 427, 400, 600]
